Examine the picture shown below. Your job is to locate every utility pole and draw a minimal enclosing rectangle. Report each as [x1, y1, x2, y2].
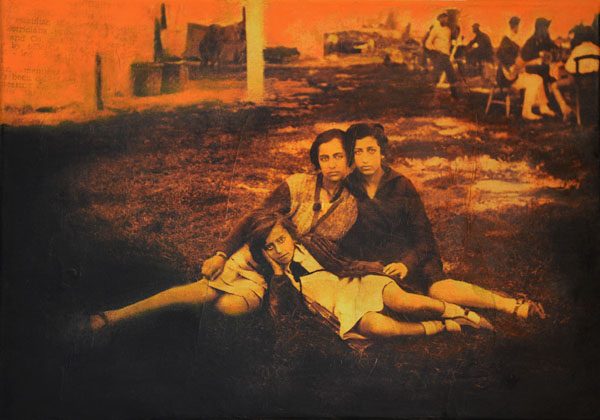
[245, 0, 264, 103]
[95, 53, 104, 110]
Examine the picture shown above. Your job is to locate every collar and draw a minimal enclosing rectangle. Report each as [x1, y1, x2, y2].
[348, 165, 402, 198]
[283, 243, 309, 277]
[291, 243, 309, 264]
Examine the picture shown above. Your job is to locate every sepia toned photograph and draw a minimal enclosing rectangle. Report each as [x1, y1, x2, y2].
[1, 0, 599, 418]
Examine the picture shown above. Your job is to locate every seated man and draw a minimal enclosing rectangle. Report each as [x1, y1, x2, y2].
[497, 17, 556, 120]
[563, 26, 599, 123]
[521, 18, 573, 120]
[465, 23, 494, 74]
[564, 26, 599, 74]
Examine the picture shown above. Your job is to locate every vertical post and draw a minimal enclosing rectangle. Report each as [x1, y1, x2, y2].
[160, 3, 167, 30]
[154, 18, 164, 62]
[95, 53, 104, 110]
[245, 0, 264, 103]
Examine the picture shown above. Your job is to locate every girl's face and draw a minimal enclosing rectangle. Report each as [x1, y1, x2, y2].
[318, 138, 348, 183]
[354, 136, 383, 177]
[263, 223, 295, 265]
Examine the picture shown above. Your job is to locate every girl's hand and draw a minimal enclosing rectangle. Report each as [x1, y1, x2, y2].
[263, 250, 285, 276]
[383, 262, 408, 279]
[201, 254, 226, 280]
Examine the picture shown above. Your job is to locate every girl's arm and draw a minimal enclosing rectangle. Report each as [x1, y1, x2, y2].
[304, 234, 385, 278]
[393, 178, 444, 279]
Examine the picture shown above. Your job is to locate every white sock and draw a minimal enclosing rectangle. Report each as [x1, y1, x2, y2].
[497, 297, 518, 314]
[421, 320, 445, 335]
[515, 302, 531, 318]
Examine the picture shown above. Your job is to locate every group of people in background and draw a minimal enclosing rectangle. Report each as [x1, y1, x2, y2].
[423, 10, 600, 121]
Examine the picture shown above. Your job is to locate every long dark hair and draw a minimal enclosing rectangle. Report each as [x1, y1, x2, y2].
[247, 211, 298, 278]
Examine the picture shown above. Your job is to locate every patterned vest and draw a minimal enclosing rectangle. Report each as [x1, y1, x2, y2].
[285, 173, 357, 241]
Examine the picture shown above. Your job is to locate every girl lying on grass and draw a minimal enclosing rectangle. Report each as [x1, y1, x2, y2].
[89, 211, 493, 341]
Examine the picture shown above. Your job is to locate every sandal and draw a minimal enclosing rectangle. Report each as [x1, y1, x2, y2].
[514, 294, 547, 319]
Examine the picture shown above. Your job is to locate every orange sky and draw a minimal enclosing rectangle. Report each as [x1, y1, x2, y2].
[2, 0, 598, 109]
[264, 0, 599, 56]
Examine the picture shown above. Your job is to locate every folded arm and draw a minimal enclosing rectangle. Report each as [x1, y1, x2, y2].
[303, 234, 385, 278]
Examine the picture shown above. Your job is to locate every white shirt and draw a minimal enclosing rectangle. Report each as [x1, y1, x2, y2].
[565, 42, 600, 74]
[425, 21, 451, 55]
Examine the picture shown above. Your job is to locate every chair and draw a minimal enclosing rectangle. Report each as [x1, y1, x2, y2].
[573, 54, 600, 126]
[484, 67, 523, 118]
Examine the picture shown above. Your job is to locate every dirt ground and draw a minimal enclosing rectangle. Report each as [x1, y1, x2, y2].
[2, 63, 599, 418]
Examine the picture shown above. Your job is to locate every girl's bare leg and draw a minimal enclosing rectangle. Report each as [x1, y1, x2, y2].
[214, 294, 257, 317]
[91, 279, 218, 330]
[429, 279, 546, 319]
[357, 312, 433, 337]
[382, 281, 445, 316]
[428, 279, 516, 313]
[382, 281, 494, 329]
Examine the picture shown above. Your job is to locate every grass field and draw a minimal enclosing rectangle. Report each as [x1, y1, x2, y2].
[2, 63, 599, 418]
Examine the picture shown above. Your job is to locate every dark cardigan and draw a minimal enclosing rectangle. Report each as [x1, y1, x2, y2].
[340, 167, 445, 293]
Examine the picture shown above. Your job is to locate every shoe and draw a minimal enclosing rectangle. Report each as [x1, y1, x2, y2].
[514, 295, 547, 319]
[444, 319, 463, 333]
[446, 309, 495, 331]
